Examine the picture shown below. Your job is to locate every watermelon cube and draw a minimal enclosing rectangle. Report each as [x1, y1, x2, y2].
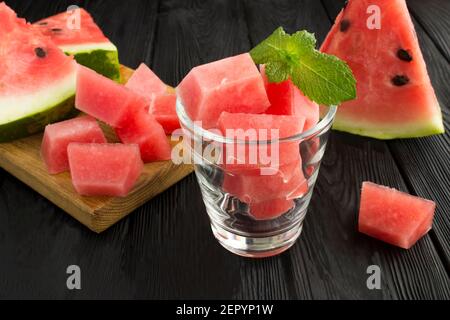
[68, 143, 143, 197]
[75, 65, 147, 127]
[217, 112, 305, 169]
[115, 107, 172, 162]
[222, 158, 308, 204]
[149, 91, 180, 134]
[125, 63, 167, 103]
[177, 53, 270, 128]
[41, 116, 106, 174]
[249, 198, 294, 220]
[260, 65, 319, 131]
[358, 182, 436, 249]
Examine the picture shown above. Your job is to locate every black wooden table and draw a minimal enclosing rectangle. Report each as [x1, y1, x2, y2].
[1, 0, 449, 300]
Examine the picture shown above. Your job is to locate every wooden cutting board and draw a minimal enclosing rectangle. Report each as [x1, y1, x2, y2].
[0, 65, 193, 233]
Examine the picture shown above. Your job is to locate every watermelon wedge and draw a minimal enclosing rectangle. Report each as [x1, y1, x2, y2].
[0, 3, 77, 142]
[358, 182, 436, 249]
[321, 0, 444, 139]
[35, 8, 121, 81]
[68, 143, 143, 197]
[177, 53, 270, 128]
[41, 116, 106, 174]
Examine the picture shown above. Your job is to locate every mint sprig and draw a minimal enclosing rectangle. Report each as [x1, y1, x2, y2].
[250, 27, 356, 106]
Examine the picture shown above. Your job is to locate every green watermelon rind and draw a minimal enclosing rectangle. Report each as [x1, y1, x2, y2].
[0, 95, 77, 142]
[331, 115, 445, 140]
[62, 43, 121, 82]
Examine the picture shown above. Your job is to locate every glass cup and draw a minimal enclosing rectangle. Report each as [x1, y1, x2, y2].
[176, 100, 337, 258]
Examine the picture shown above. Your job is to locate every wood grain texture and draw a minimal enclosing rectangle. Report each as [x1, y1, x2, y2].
[407, 0, 450, 62]
[0, 66, 193, 233]
[246, 0, 450, 299]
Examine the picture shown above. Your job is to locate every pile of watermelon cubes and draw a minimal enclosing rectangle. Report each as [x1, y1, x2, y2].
[41, 63, 179, 197]
[177, 53, 320, 220]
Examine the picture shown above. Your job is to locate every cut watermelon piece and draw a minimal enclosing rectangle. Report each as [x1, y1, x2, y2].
[125, 63, 167, 101]
[34, 8, 120, 81]
[41, 116, 106, 174]
[150, 92, 180, 134]
[75, 65, 147, 127]
[320, 0, 444, 139]
[125, 64, 180, 134]
[68, 143, 143, 197]
[249, 198, 294, 220]
[222, 158, 308, 204]
[177, 53, 270, 128]
[260, 65, 319, 131]
[115, 107, 172, 162]
[0, 3, 77, 142]
[358, 182, 436, 249]
[217, 112, 305, 169]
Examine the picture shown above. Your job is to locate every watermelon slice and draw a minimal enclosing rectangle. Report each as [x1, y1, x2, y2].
[217, 112, 305, 169]
[320, 0, 444, 139]
[358, 182, 436, 249]
[260, 65, 319, 131]
[0, 3, 77, 142]
[34, 8, 121, 81]
[41, 116, 106, 174]
[249, 198, 294, 220]
[125, 63, 180, 134]
[115, 107, 172, 162]
[68, 143, 143, 197]
[75, 65, 147, 127]
[177, 53, 270, 128]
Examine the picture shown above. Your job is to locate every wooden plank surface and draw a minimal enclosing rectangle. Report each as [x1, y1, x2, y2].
[0, 66, 193, 233]
[0, 0, 449, 299]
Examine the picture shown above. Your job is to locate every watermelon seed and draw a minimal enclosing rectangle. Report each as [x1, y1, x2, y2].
[340, 19, 350, 32]
[343, 0, 348, 9]
[51, 28, 63, 32]
[34, 47, 47, 58]
[392, 75, 409, 86]
[37, 21, 48, 25]
[397, 49, 413, 62]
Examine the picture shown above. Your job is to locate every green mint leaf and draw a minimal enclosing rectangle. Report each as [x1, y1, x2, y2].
[250, 27, 356, 106]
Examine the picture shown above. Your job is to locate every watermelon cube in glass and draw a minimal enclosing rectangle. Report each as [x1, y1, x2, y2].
[177, 93, 338, 258]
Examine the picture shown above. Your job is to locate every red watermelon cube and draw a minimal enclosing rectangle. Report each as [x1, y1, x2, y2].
[68, 143, 143, 197]
[177, 53, 270, 128]
[260, 65, 319, 131]
[149, 91, 180, 134]
[41, 116, 106, 174]
[249, 198, 294, 220]
[125, 63, 167, 102]
[75, 65, 147, 127]
[115, 108, 172, 162]
[358, 182, 436, 249]
[217, 112, 305, 170]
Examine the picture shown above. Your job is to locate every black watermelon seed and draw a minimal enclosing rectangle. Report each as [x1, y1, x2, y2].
[343, 0, 348, 9]
[35, 47, 47, 58]
[51, 28, 62, 32]
[392, 75, 409, 86]
[397, 49, 413, 62]
[37, 21, 48, 26]
[340, 19, 350, 32]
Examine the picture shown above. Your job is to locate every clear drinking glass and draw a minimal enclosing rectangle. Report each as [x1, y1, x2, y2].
[176, 100, 337, 258]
